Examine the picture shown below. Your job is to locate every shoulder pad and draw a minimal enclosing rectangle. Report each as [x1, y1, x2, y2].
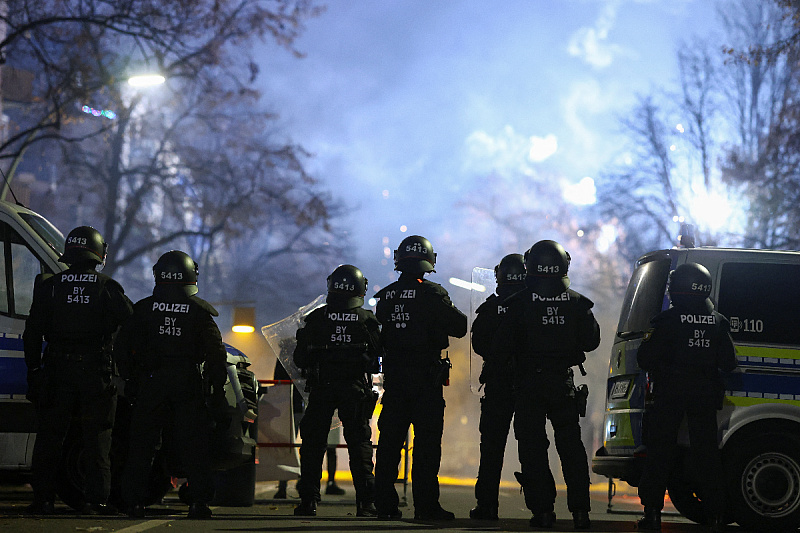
[103, 276, 126, 294]
[476, 294, 499, 314]
[34, 272, 54, 290]
[650, 308, 672, 324]
[375, 282, 397, 300]
[304, 306, 327, 324]
[190, 296, 219, 317]
[420, 279, 447, 296]
[566, 289, 594, 309]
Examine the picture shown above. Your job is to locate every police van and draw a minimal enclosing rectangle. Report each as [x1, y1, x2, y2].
[592, 227, 800, 532]
[0, 200, 258, 508]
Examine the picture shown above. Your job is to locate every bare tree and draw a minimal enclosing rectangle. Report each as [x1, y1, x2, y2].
[0, 0, 347, 304]
[0, 0, 320, 185]
[595, 96, 683, 264]
[717, 1, 800, 249]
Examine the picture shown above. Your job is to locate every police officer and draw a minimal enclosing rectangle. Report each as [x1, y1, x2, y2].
[292, 264, 381, 517]
[23, 226, 133, 515]
[117, 250, 228, 519]
[373, 235, 468, 520]
[636, 263, 737, 533]
[495, 240, 599, 529]
[469, 253, 526, 521]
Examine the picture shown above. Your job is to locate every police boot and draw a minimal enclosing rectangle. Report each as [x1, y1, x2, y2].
[356, 501, 378, 517]
[127, 504, 146, 519]
[469, 503, 499, 520]
[325, 481, 346, 495]
[530, 511, 556, 528]
[709, 515, 726, 533]
[414, 505, 455, 521]
[573, 510, 591, 529]
[26, 500, 55, 515]
[293, 500, 317, 516]
[81, 502, 119, 515]
[637, 508, 661, 531]
[187, 502, 213, 519]
[377, 508, 402, 520]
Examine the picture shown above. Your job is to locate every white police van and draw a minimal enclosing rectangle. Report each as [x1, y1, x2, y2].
[0, 200, 63, 473]
[0, 200, 258, 508]
[592, 227, 800, 532]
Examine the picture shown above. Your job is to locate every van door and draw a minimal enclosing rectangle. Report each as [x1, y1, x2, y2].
[0, 216, 63, 469]
[593, 252, 672, 482]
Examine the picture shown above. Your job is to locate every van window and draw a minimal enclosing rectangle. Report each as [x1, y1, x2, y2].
[717, 262, 800, 346]
[0, 221, 49, 317]
[616, 257, 670, 336]
[19, 212, 64, 255]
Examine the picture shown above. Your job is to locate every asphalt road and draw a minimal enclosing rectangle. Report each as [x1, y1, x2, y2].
[0, 479, 744, 533]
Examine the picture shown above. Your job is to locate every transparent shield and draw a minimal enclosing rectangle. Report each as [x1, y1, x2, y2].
[470, 267, 496, 396]
[260, 295, 326, 405]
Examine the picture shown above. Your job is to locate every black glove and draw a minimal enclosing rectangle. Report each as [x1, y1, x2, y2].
[26, 368, 46, 405]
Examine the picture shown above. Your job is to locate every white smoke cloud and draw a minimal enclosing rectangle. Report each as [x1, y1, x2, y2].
[464, 125, 558, 175]
[567, 0, 629, 69]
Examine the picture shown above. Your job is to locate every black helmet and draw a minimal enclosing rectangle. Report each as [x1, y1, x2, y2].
[394, 235, 436, 273]
[153, 250, 199, 296]
[524, 240, 570, 297]
[668, 263, 712, 307]
[327, 264, 367, 308]
[60, 226, 107, 266]
[495, 253, 526, 286]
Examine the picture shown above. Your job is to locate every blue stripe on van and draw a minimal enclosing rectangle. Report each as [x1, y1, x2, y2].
[0, 334, 27, 396]
[725, 370, 800, 399]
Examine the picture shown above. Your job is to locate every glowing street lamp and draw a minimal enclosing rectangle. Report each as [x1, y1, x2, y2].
[127, 73, 166, 88]
[232, 306, 256, 333]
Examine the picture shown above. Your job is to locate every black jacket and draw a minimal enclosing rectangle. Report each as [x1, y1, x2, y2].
[293, 304, 381, 382]
[24, 265, 133, 369]
[637, 299, 737, 404]
[375, 273, 467, 383]
[115, 286, 227, 388]
[495, 287, 600, 374]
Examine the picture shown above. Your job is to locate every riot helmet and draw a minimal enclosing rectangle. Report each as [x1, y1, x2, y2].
[495, 253, 526, 286]
[153, 250, 199, 296]
[60, 226, 107, 266]
[524, 240, 570, 297]
[326, 264, 367, 308]
[668, 262, 712, 307]
[394, 235, 436, 273]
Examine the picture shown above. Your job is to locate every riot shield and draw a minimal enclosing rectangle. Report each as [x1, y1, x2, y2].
[469, 267, 496, 396]
[261, 295, 325, 404]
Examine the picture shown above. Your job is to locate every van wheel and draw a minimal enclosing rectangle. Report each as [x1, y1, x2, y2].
[726, 436, 800, 532]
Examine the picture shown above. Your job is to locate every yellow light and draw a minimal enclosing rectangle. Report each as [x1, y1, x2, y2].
[232, 306, 256, 334]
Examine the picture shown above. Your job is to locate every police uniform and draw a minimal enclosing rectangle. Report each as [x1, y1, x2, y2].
[497, 284, 599, 525]
[293, 302, 381, 514]
[24, 264, 133, 511]
[470, 287, 519, 519]
[637, 293, 737, 528]
[116, 257, 227, 518]
[374, 272, 467, 519]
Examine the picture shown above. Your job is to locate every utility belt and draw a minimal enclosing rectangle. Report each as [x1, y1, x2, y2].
[516, 349, 585, 374]
[46, 344, 106, 363]
[140, 355, 201, 374]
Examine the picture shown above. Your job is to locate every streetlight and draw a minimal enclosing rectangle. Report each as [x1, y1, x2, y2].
[127, 73, 166, 88]
[232, 306, 256, 333]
